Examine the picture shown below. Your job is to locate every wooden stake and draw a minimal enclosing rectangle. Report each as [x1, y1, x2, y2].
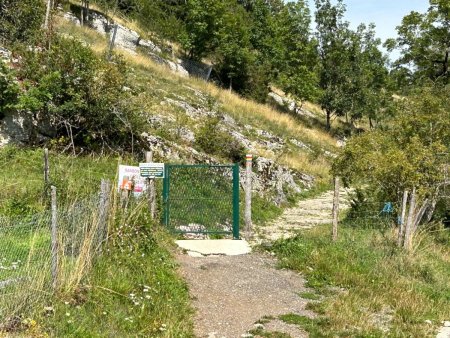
[98, 179, 111, 252]
[44, 148, 49, 185]
[108, 24, 118, 61]
[51, 186, 58, 290]
[44, 0, 53, 30]
[146, 151, 156, 220]
[397, 190, 408, 247]
[80, 0, 84, 26]
[404, 187, 417, 250]
[332, 176, 340, 241]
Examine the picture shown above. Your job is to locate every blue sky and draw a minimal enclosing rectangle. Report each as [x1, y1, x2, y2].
[306, 0, 430, 59]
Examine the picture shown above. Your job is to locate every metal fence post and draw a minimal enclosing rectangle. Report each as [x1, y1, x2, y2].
[244, 154, 253, 237]
[51, 186, 58, 290]
[162, 165, 169, 227]
[232, 163, 240, 239]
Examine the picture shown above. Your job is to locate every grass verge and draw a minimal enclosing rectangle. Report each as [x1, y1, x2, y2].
[271, 224, 450, 337]
[40, 230, 194, 337]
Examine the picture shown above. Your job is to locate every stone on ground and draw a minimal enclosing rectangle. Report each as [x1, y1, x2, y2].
[175, 239, 251, 256]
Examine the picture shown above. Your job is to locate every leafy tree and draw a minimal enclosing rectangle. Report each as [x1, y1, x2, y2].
[386, 0, 450, 85]
[274, 1, 319, 107]
[333, 84, 450, 233]
[345, 24, 390, 127]
[214, 2, 253, 92]
[180, 0, 227, 60]
[314, 0, 353, 129]
[315, 0, 389, 129]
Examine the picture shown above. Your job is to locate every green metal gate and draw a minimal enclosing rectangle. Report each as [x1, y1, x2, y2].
[162, 164, 240, 239]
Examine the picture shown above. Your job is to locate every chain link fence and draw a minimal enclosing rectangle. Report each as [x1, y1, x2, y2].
[163, 164, 240, 238]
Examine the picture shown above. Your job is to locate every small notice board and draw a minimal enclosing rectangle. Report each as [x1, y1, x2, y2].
[118, 165, 146, 197]
[139, 163, 165, 178]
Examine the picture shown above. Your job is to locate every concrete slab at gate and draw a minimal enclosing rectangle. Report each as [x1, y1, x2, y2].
[175, 239, 251, 256]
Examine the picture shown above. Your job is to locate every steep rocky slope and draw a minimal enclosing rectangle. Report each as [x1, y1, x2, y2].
[0, 4, 340, 207]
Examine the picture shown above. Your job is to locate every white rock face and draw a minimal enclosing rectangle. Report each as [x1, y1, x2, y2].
[0, 111, 30, 146]
[62, 9, 189, 76]
[139, 39, 161, 54]
[0, 47, 12, 61]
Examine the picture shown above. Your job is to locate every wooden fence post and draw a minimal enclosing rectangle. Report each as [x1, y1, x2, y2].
[108, 24, 118, 61]
[245, 154, 253, 236]
[80, 0, 84, 26]
[98, 179, 111, 252]
[397, 190, 409, 247]
[44, 148, 49, 185]
[332, 176, 340, 242]
[403, 187, 417, 250]
[44, 0, 53, 30]
[146, 151, 156, 220]
[51, 186, 58, 290]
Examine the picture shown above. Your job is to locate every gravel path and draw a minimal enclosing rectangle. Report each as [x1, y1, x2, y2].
[256, 188, 352, 242]
[176, 190, 351, 337]
[177, 252, 312, 338]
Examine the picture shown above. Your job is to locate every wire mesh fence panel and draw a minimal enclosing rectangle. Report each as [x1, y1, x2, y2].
[0, 212, 52, 319]
[342, 201, 398, 229]
[163, 164, 239, 237]
[0, 191, 110, 322]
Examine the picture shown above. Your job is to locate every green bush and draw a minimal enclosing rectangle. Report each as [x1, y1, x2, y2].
[0, 61, 19, 119]
[195, 116, 246, 163]
[0, 0, 45, 44]
[16, 35, 144, 150]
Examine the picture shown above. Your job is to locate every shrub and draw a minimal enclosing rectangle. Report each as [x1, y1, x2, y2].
[195, 116, 246, 163]
[16, 35, 144, 150]
[0, 61, 19, 119]
[0, 0, 45, 44]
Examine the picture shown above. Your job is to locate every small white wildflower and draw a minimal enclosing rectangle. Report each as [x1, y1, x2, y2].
[65, 312, 70, 317]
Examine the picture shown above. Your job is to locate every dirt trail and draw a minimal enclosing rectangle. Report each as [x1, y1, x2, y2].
[177, 190, 352, 338]
[177, 252, 311, 338]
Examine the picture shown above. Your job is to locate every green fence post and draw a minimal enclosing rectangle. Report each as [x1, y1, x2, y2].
[232, 163, 240, 239]
[162, 165, 169, 227]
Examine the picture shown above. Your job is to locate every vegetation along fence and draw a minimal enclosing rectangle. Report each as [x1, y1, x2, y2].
[0, 182, 111, 322]
[162, 164, 240, 239]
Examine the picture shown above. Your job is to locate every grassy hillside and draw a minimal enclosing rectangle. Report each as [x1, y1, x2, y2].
[55, 13, 337, 179]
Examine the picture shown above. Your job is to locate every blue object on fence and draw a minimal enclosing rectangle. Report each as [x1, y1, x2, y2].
[381, 202, 393, 213]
